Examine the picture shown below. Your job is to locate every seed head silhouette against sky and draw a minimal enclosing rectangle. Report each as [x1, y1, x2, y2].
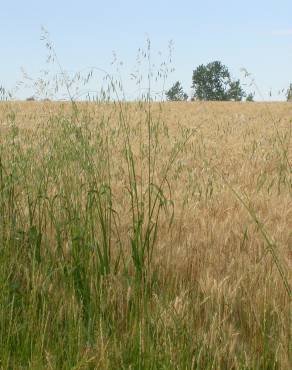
[1, 0, 292, 100]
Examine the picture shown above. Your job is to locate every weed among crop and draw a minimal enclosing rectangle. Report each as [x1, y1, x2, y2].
[0, 37, 291, 368]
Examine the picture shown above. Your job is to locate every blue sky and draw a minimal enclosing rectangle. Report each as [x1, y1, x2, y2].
[1, 0, 292, 100]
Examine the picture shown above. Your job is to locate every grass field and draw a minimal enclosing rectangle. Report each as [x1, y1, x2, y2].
[0, 100, 291, 369]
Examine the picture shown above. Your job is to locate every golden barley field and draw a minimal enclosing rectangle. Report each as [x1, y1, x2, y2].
[0, 101, 291, 369]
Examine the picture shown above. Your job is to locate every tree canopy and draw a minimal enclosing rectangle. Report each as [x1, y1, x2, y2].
[192, 61, 246, 101]
[165, 81, 188, 101]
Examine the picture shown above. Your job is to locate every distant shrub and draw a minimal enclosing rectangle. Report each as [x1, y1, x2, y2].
[286, 84, 292, 101]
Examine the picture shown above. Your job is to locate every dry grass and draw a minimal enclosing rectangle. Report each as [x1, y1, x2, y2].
[0, 101, 291, 369]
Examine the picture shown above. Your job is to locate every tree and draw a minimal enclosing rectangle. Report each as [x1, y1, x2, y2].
[228, 80, 246, 101]
[192, 61, 246, 101]
[166, 81, 188, 101]
[286, 84, 292, 101]
[246, 93, 255, 102]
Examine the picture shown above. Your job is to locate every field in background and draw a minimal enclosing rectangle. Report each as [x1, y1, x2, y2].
[0, 101, 291, 369]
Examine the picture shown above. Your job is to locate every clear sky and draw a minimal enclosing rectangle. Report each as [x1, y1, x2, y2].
[1, 0, 292, 100]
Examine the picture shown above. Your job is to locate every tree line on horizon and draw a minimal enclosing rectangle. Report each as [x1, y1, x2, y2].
[166, 60, 292, 102]
[1, 59, 292, 103]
